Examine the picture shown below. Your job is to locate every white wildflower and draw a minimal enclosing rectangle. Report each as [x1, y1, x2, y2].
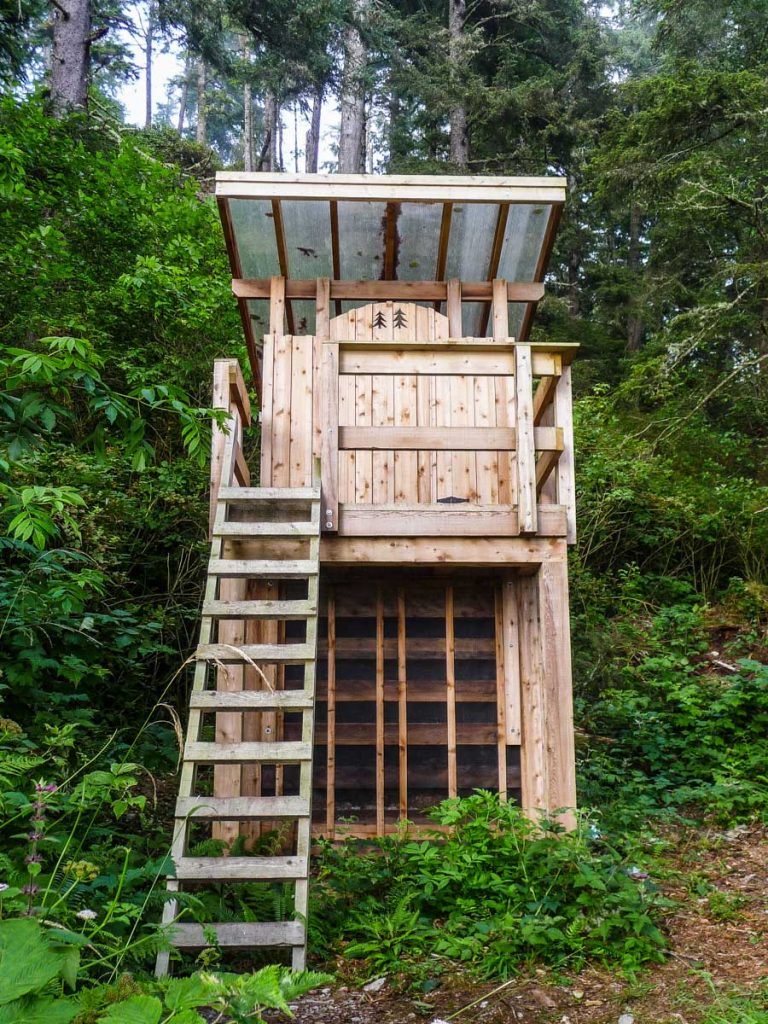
[76, 908, 97, 921]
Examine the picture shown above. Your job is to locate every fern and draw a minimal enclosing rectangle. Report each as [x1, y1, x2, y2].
[0, 752, 45, 789]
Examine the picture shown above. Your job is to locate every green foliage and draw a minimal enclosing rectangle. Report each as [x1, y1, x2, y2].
[577, 599, 768, 822]
[312, 793, 668, 985]
[0, 918, 81, 1023]
[0, 918, 330, 1024]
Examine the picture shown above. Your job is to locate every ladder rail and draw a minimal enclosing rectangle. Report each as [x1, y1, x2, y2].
[157, 476, 320, 976]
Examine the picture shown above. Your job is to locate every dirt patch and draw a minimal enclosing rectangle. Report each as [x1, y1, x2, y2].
[267, 824, 768, 1023]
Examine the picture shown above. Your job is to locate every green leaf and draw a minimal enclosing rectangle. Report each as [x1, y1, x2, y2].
[163, 976, 211, 1012]
[0, 996, 79, 1024]
[0, 920, 70, 1005]
[97, 996, 163, 1024]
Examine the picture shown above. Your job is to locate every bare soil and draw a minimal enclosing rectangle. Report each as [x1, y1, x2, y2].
[267, 823, 768, 1023]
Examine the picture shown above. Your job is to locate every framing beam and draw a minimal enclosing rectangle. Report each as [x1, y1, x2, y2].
[234, 279, 545, 303]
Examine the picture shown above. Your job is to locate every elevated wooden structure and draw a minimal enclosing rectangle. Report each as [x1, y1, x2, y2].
[160, 173, 577, 972]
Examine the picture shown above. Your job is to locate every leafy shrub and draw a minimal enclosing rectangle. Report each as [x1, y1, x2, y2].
[0, 917, 331, 1024]
[578, 598, 768, 821]
[311, 792, 668, 984]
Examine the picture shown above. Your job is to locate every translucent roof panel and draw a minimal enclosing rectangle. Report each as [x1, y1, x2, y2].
[497, 204, 551, 281]
[228, 199, 279, 277]
[337, 201, 387, 279]
[445, 204, 499, 282]
[280, 200, 333, 281]
[394, 202, 444, 280]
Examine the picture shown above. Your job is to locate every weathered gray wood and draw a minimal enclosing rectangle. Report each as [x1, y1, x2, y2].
[218, 486, 319, 502]
[189, 689, 313, 710]
[173, 856, 307, 880]
[195, 642, 314, 663]
[213, 521, 318, 537]
[207, 559, 318, 578]
[184, 741, 312, 762]
[169, 921, 305, 948]
[202, 599, 317, 619]
[175, 795, 310, 819]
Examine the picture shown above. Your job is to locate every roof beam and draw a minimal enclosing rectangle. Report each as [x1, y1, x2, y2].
[480, 203, 510, 336]
[271, 199, 295, 334]
[434, 202, 453, 313]
[329, 200, 341, 316]
[217, 198, 262, 394]
[217, 178, 565, 204]
[383, 203, 400, 280]
[234, 279, 545, 302]
[518, 203, 563, 344]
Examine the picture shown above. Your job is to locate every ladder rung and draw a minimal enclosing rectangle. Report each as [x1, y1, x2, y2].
[189, 689, 313, 711]
[208, 559, 317, 578]
[213, 521, 318, 537]
[218, 487, 319, 503]
[196, 643, 314, 664]
[169, 921, 304, 949]
[173, 855, 307, 880]
[175, 795, 310, 820]
[184, 741, 311, 763]
[202, 599, 317, 620]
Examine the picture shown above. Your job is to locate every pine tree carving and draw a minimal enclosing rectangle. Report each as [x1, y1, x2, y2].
[393, 307, 408, 328]
[373, 309, 387, 329]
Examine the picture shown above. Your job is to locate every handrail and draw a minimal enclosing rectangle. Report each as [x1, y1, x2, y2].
[209, 359, 253, 537]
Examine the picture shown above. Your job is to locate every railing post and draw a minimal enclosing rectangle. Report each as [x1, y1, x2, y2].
[555, 365, 576, 544]
[321, 342, 339, 532]
[515, 343, 537, 535]
[209, 360, 232, 538]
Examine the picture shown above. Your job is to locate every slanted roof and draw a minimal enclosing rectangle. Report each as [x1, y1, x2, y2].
[215, 172, 566, 343]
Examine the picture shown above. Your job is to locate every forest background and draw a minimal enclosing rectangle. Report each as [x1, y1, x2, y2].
[1, 0, 768, 1020]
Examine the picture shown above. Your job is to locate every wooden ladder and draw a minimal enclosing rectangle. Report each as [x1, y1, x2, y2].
[156, 483, 321, 976]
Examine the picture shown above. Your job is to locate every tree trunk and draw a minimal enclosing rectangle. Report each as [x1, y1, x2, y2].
[448, 0, 469, 168]
[338, 0, 366, 173]
[243, 79, 253, 170]
[241, 38, 253, 171]
[305, 85, 322, 172]
[626, 197, 643, 351]
[196, 58, 207, 146]
[50, 0, 92, 115]
[259, 92, 279, 171]
[566, 172, 580, 317]
[177, 53, 190, 134]
[144, 1, 154, 128]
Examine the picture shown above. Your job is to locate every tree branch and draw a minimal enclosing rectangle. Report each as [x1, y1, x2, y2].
[49, 0, 69, 20]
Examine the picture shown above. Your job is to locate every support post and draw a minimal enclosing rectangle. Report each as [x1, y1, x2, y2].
[515, 343, 537, 534]
[320, 342, 339, 532]
[539, 555, 577, 828]
[555, 365, 576, 543]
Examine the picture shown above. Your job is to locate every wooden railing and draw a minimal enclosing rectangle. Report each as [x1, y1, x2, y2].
[209, 358, 252, 537]
[320, 338, 575, 541]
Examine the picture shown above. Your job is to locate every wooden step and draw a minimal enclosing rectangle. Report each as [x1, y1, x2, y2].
[202, 599, 317, 620]
[174, 855, 307, 880]
[213, 522, 318, 537]
[184, 741, 312, 763]
[218, 487, 319, 502]
[169, 920, 304, 949]
[196, 642, 315, 664]
[189, 689, 314, 711]
[175, 795, 310, 820]
[208, 559, 318, 578]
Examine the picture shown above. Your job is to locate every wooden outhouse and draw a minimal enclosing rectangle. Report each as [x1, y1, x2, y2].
[158, 173, 578, 973]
